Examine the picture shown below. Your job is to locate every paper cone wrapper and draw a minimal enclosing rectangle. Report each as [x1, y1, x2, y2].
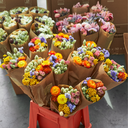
[67, 53, 95, 87]
[29, 6, 49, 19]
[92, 62, 125, 90]
[72, 7, 88, 14]
[0, 36, 12, 59]
[75, 79, 105, 110]
[98, 18, 114, 27]
[47, 38, 52, 50]
[9, 28, 30, 56]
[50, 84, 81, 117]
[57, 13, 69, 21]
[0, 24, 2, 28]
[97, 26, 116, 49]
[81, 31, 99, 44]
[3, 23, 18, 35]
[51, 43, 74, 60]
[29, 47, 48, 60]
[30, 27, 38, 39]
[54, 69, 69, 86]
[10, 6, 29, 17]
[18, 14, 33, 32]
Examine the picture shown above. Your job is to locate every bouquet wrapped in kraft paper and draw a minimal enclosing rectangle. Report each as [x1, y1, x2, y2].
[17, 14, 33, 32]
[0, 28, 11, 59]
[9, 28, 30, 56]
[97, 22, 116, 49]
[30, 22, 53, 50]
[28, 37, 48, 60]
[47, 51, 69, 85]
[10, 6, 29, 17]
[0, 47, 30, 95]
[0, 16, 4, 28]
[80, 21, 99, 44]
[51, 33, 76, 60]
[50, 85, 81, 117]
[20, 55, 55, 106]
[92, 59, 128, 90]
[75, 78, 107, 110]
[29, 6, 49, 19]
[67, 40, 110, 87]
[72, 2, 89, 14]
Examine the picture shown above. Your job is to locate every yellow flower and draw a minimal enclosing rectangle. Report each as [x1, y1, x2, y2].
[17, 60, 27, 68]
[42, 60, 50, 66]
[32, 75, 36, 79]
[53, 38, 57, 42]
[86, 88, 97, 96]
[105, 58, 112, 66]
[62, 104, 70, 115]
[55, 53, 63, 60]
[98, 55, 105, 61]
[90, 97, 97, 103]
[58, 104, 64, 112]
[36, 81, 40, 84]
[53, 34, 57, 37]
[104, 65, 109, 72]
[3, 56, 12, 64]
[86, 51, 93, 57]
[3, 54, 7, 57]
[93, 59, 98, 65]
[41, 43, 47, 47]
[64, 34, 69, 40]
[86, 41, 97, 47]
[95, 95, 100, 101]
[23, 72, 30, 78]
[0, 63, 5, 69]
[58, 33, 65, 37]
[73, 56, 82, 65]
[54, 41, 61, 47]
[35, 39, 41, 45]
[57, 94, 67, 105]
[30, 79, 37, 86]
[22, 78, 30, 86]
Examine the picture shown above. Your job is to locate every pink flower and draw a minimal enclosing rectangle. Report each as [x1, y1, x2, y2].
[88, 60, 93, 64]
[37, 75, 43, 81]
[71, 92, 76, 98]
[34, 71, 39, 76]
[83, 31, 87, 36]
[110, 65, 114, 70]
[54, 10, 59, 13]
[91, 62, 95, 67]
[15, 63, 18, 67]
[75, 91, 80, 96]
[82, 16, 88, 20]
[90, 57, 94, 61]
[71, 98, 75, 103]
[94, 50, 101, 56]
[82, 4, 89, 8]
[117, 64, 121, 69]
[2, 64, 6, 69]
[74, 98, 80, 105]
[84, 57, 88, 61]
[111, 60, 117, 65]
[55, 13, 60, 18]
[6, 64, 11, 70]
[39, 71, 45, 76]
[9, 62, 13, 65]
[65, 60, 70, 65]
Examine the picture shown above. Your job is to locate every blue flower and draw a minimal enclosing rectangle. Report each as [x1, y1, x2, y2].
[111, 70, 117, 77]
[77, 47, 82, 51]
[83, 80, 87, 85]
[86, 77, 91, 81]
[78, 49, 83, 55]
[65, 93, 71, 99]
[15, 58, 18, 62]
[30, 70, 34, 76]
[62, 38, 68, 42]
[67, 102, 76, 113]
[53, 63, 58, 68]
[49, 55, 57, 63]
[18, 47, 24, 53]
[69, 36, 74, 42]
[40, 37, 47, 43]
[104, 50, 110, 58]
[28, 42, 34, 47]
[95, 46, 101, 50]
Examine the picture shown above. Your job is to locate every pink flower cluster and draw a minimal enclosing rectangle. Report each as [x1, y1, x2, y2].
[73, 2, 89, 8]
[100, 10, 113, 21]
[2, 62, 18, 70]
[82, 12, 95, 21]
[91, 1, 103, 13]
[70, 91, 80, 105]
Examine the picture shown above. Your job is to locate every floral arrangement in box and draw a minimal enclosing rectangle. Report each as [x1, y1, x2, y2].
[48, 51, 69, 74]
[80, 21, 99, 36]
[31, 22, 53, 39]
[35, 15, 55, 28]
[81, 77, 107, 103]
[30, 7, 49, 14]
[73, 2, 89, 8]
[50, 85, 80, 117]
[52, 33, 76, 50]
[103, 59, 128, 82]
[10, 7, 28, 15]
[9, 30, 29, 45]
[0, 11, 9, 16]
[54, 8, 70, 18]
[0, 47, 28, 70]
[0, 28, 7, 42]
[22, 55, 52, 86]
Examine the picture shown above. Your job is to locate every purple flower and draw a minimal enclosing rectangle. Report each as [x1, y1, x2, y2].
[67, 102, 76, 112]
[69, 35, 74, 42]
[65, 93, 71, 99]
[78, 49, 83, 54]
[15, 58, 18, 62]
[49, 55, 57, 63]
[53, 62, 58, 68]
[28, 42, 34, 47]
[40, 37, 47, 43]
[95, 46, 101, 50]
[30, 70, 34, 76]
[62, 38, 68, 42]
[104, 50, 110, 58]
[83, 80, 87, 85]
[18, 47, 24, 53]
[86, 77, 91, 81]
[77, 47, 82, 51]
[110, 70, 119, 82]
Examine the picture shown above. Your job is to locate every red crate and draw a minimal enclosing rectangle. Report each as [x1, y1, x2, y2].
[28, 100, 92, 128]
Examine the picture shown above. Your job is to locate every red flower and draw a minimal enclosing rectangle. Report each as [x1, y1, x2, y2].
[51, 95, 58, 102]
[34, 45, 40, 50]
[82, 60, 91, 68]
[43, 66, 52, 74]
[29, 47, 36, 52]
[31, 37, 39, 43]
[96, 82, 104, 88]
[87, 80, 96, 89]
[48, 51, 56, 56]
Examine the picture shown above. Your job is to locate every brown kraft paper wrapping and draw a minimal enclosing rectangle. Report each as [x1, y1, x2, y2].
[92, 62, 125, 90]
[30, 71, 55, 107]
[72, 7, 88, 14]
[97, 27, 116, 49]
[29, 6, 49, 19]
[18, 14, 33, 32]
[51, 43, 74, 60]
[80, 32, 99, 44]
[29, 47, 48, 60]
[0, 36, 11, 59]
[57, 13, 69, 21]
[54, 69, 69, 86]
[50, 84, 81, 117]
[9, 28, 30, 56]
[67, 53, 95, 87]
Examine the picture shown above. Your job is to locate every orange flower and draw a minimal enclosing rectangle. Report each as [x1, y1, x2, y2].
[118, 72, 128, 81]
[42, 60, 50, 67]
[50, 86, 60, 96]
[55, 53, 63, 60]
[64, 34, 69, 40]
[87, 80, 96, 89]
[85, 41, 97, 47]
[73, 56, 82, 65]
[17, 60, 27, 68]
[18, 56, 26, 61]
[58, 33, 65, 38]
[48, 51, 56, 56]
[34, 45, 40, 50]
[36, 64, 43, 71]
[96, 81, 104, 88]
[51, 95, 58, 102]
[82, 60, 91, 68]
[43, 66, 52, 74]
[29, 47, 36, 52]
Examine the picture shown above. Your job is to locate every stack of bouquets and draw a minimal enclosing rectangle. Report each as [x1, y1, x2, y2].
[93, 58, 128, 90]
[48, 51, 69, 85]
[97, 21, 116, 49]
[34, 15, 55, 30]
[75, 77, 107, 110]
[28, 37, 48, 60]
[51, 33, 76, 60]
[80, 21, 99, 43]
[9, 28, 30, 56]
[21, 55, 54, 106]
[17, 14, 33, 31]
[67, 40, 110, 87]
[72, 2, 89, 14]
[3, 16, 18, 34]
[0, 28, 11, 59]
[50, 85, 80, 117]
[54, 8, 70, 21]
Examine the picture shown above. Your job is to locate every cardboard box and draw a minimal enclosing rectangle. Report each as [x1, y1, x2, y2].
[115, 24, 128, 34]
[47, 0, 100, 20]
[110, 34, 125, 54]
[0, 0, 37, 11]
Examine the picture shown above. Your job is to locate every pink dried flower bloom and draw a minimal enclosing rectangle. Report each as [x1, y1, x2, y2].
[75, 91, 80, 96]
[71, 92, 76, 98]
[2, 64, 6, 69]
[74, 98, 80, 105]
[110, 65, 114, 70]
[111, 60, 117, 65]
[34, 71, 39, 76]
[55, 13, 60, 18]
[39, 71, 45, 76]
[6, 64, 11, 70]
[37, 75, 43, 81]
[71, 98, 75, 103]
[94, 50, 101, 56]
